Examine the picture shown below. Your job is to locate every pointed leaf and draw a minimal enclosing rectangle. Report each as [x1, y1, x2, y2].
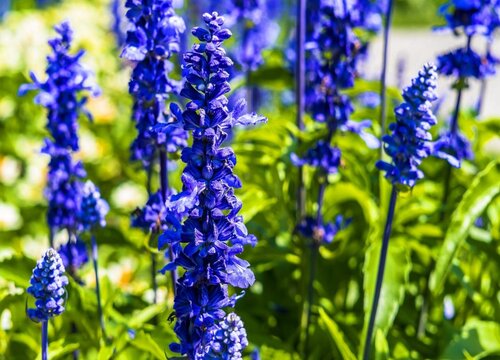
[430, 161, 500, 295]
[318, 308, 356, 360]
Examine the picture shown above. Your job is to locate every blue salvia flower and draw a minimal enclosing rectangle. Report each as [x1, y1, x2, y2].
[210, 312, 249, 359]
[227, 0, 279, 72]
[433, 0, 498, 164]
[121, 0, 188, 168]
[111, 0, 128, 47]
[19, 22, 99, 152]
[27, 249, 69, 322]
[58, 238, 89, 271]
[158, 12, 266, 358]
[377, 63, 442, 188]
[297, 215, 351, 245]
[131, 190, 167, 232]
[19, 22, 99, 233]
[79, 180, 109, 231]
[42, 141, 86, 231]
[305, 0, 375, 141]
[436, 0, 497, 36]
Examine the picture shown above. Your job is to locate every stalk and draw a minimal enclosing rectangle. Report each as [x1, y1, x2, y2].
[91, 234, 107, 339]
[296, 0, 306, 221]
[304, 181, 326, 357]
[378, 0, 394, 147]
[159, 148, 177, 294]
[476, 39, 491, 116]
[41, 320, 48, 360]
[362, 186, 398, 360]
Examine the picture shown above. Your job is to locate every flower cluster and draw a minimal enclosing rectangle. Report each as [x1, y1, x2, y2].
[210, 312, 249, 359]
[122, 0, 188, 167]
[437, 0, 498, 36]
[433, 0, 499, 165]
[291, 141, 342, 175]
[158, 12, 265, 358]
[437, 47, 498, 80]
[19, 22, 99, 232]
[58, 238, 89, 272]
[377, 64, 441, 188]
[131, 191, 167, 233]
[433, 129, 473, 165]
[227, 0, 279, 72]
[27, 249, 69, 323]
[79, 180, 109, 231]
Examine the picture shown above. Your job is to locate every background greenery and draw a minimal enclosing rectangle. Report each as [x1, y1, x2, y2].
[1, 0, 500, 359]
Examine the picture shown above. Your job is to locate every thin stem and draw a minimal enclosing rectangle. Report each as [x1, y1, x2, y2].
[304, 181, 327, 357]
[378, 0, 394, 152]
[41, 320, 48, 360]
[159, 149, 168, 201]
[363, 186, 398, 360]
[49, 227, 54, 248]
[296, 0, 306, 221]
[151, 251, 158, 305]
[91, 234, 107, 340]
[159, 148, 177, 295]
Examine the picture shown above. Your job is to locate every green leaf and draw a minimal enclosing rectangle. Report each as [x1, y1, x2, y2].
[127, 303, 164, 328]
[361, 237, 411, 356]
[98, 345, 115, 360]
[442, 319, 500, 359]
[318, 307, 356, 360]
[374, 329, 390, 360]
[130, 331, 165, 360]
[430, 161, 500, 295]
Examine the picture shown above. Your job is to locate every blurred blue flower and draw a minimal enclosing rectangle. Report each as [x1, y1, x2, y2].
[297, 215, 351, 245]
[27, 249, 69, 323]
[377, 64, 442, 188]
[433, 129, 473, 166]
[436, 0, 497, 36]
[42, 140, 86, 231]
[158, 12, 266, 358]
[19, 21, 99, 152]
[58, 238, 89, 271]
[122, 0, 187, 167]
[79, 181, 109, 231]
[131, 191, 167, 232]
[437, 47, 498, 80]
[291, 141, 342, 175]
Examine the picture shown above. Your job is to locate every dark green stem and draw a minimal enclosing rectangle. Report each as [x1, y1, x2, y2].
[363, 186, 398, 360]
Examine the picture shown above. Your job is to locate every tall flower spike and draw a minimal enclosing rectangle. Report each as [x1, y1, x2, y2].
[158, 12, 266, 358]
[122, 0, 188, 167]
[27, 249, 69, 323]
[19, 22, 99, 235]
[376, 63, 440, 189]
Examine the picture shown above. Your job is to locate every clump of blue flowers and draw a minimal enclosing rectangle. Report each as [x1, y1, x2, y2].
[377, 63, 442, 188]
[433, 0, 499, 164]
[27, 248, 69, 323]
[19, 22, 99, 234]
[158, 12, 266, 358]
[121, 0, 187, 168]
[79, 180, 109, 231]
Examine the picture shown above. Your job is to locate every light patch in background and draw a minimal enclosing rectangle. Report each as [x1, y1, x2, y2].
[0, 202, 22, 231]
[111, 181, 147, 212]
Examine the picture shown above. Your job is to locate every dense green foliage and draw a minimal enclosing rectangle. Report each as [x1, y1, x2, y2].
[1, 1, 500, 359]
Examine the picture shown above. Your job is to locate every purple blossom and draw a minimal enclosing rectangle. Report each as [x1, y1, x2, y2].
[297, 215, 351, 245]
[158, 12, 266, 358]
[27, 249, 69, 322]
[122, 0, 187, 167]
[377, 64, 442, 188]
[437, 47, 498, 80]
[79, 181, 109, 231]
[58, 238, 89, 271]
